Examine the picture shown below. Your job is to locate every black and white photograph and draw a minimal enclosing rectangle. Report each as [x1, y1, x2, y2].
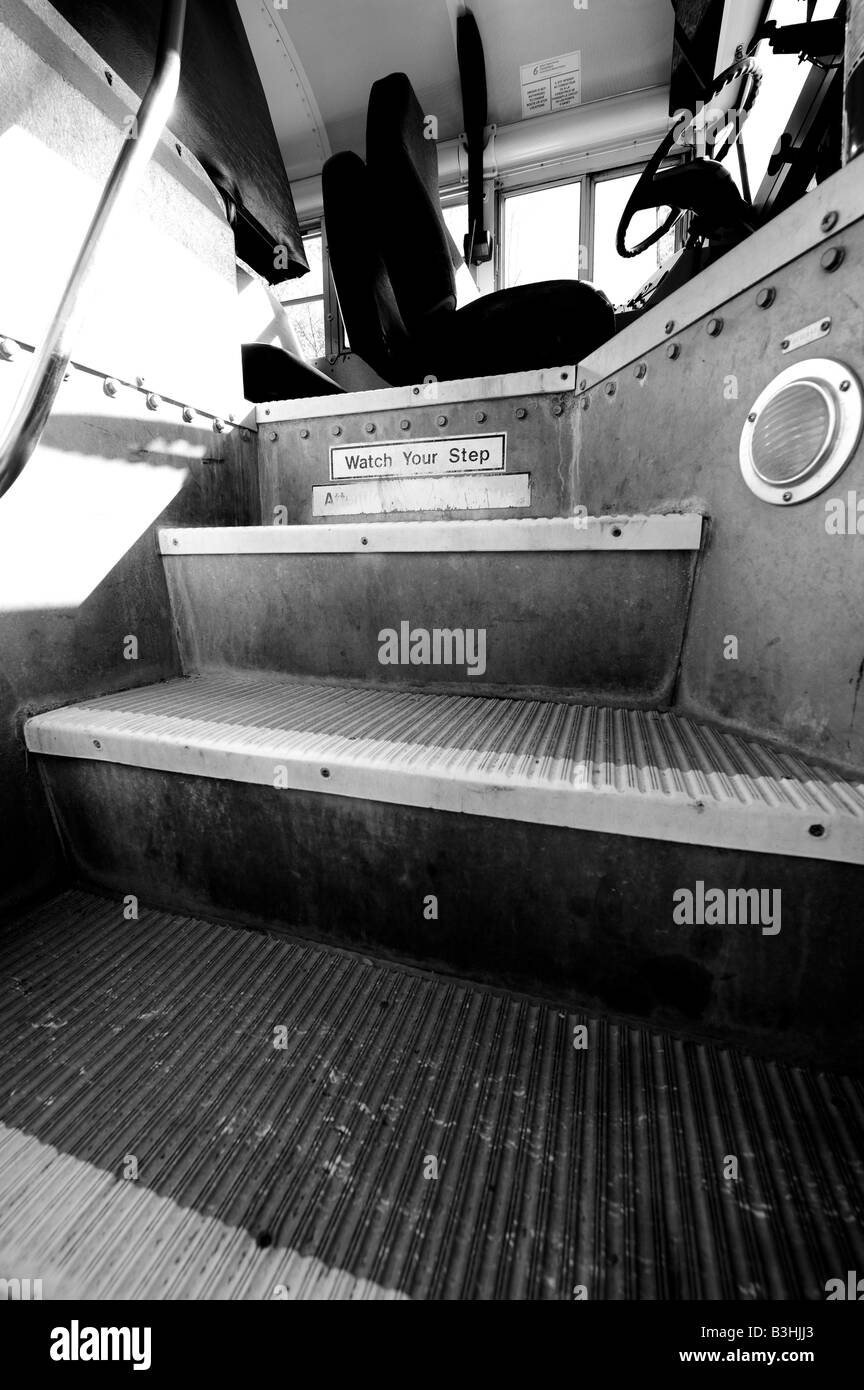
[0, 0, 863, 1357]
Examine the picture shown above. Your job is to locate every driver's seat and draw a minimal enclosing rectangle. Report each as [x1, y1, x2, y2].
[323, 73, 615, 385]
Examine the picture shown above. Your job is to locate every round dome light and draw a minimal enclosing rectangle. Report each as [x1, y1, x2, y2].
[740, 359, 862, 504]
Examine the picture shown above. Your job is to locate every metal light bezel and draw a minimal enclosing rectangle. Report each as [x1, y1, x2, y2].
[739, 358, 863, 505]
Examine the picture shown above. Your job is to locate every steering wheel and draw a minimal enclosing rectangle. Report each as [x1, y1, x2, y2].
[615, 55, 762, 259]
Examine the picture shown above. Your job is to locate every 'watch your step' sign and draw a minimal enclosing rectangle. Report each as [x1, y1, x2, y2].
[329, 432, 506, 479]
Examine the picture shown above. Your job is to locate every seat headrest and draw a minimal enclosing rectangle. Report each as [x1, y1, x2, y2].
[366, 73, 457, 331]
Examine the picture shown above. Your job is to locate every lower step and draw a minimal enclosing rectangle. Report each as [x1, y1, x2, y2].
[25, 675, 864, 1068]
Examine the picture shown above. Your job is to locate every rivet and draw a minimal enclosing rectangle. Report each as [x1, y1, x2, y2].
[579, 378, 587, 390]
[820, 211, 838, 233]
[707, 317, 723, 336]
[634, 362, 647, 379]
[515, 407, 527, 419]
[300, 428, 310, 438]
[146, 392, 161, 411]
[561, 371, 569, 381]
[268, 430, 278, 442]
[748, 411, 757, 422]
[242, 429, 252, 442]
[400, 419, 411, 430]
[780, 338, 790, 350]
[0, 338, 17, 360]
[360, 536, 368, 546]
[213, 417, 225, 432]
[332, 425, 342, 436]
[820, 319, 831, 332]
[136, 375, 146, 387]
[264, 408, 271, 416]
[437, 414, 448, 426]
[475, 411, 487, 424]
[666, 342, 680, 359]
[840, 379, 851, 392]
[809, 822, 825, 836]
[171, 537, 179, 546]
[103, 378, 119, 397]
[664, 320, 675, 334]
[182, 406, 194, 423]
[365, 422, 376, 433]
[580, 397, 590, 410]
[604, 381, 616, 396]
[611, 525, 622, 537]
[782, 491, 793, 502]
[755, 287, 775, 308]
[320, 767, 331, 779]
[820, 246, 844, 272]
[93, 739, 102, 750]
[552, 403, 564, 416]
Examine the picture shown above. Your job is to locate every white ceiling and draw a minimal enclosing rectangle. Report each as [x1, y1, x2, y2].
[239, 0, 675, 182]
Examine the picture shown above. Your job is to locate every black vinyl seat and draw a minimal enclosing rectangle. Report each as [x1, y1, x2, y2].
[241, 343, 344, 402]
[323, 72, 615, 385]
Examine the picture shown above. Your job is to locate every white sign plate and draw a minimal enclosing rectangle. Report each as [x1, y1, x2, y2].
[520, 50, 581, 119]
[330, 432, 506, 480]
[313, 474, 531, 517]
[780, 317, 831, 353]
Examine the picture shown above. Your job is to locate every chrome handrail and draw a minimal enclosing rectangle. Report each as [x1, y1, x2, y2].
[0, 0, 187, 501]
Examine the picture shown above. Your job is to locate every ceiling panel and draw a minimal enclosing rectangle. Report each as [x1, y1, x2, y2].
[269, 0, 462, 167]
[244, 0, 675, 181]
[473, 0, 673, 123]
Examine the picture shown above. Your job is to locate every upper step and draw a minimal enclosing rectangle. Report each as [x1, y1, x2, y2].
[25, 674, 864, 864]
[256, 365, 580, 523]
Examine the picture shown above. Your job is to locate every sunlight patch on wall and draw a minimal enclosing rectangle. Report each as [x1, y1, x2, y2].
[0, 445, 188, 611]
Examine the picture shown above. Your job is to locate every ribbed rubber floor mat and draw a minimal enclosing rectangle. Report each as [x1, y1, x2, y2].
[1, 891, 862, 1300]
[24, 674, 864, 862]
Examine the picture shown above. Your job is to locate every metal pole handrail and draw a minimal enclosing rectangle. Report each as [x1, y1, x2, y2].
[0, 0, 187, 501]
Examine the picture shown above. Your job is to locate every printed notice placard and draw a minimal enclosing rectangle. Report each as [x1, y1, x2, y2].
[313, 473, 531, 517]
[520, 50, 581, 119]
[330, 433, 506, 480]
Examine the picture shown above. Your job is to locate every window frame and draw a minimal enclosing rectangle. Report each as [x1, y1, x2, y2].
[276, 228, 332, 362]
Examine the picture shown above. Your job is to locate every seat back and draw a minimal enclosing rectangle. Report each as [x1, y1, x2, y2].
[322, 150, 420, 384]
[366, 73, 457, 332]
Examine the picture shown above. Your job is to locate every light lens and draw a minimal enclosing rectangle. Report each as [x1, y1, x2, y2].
[751, 381, 835, 483]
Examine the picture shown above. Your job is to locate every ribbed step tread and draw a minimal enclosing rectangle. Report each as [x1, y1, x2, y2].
[25, 674, 864, 862]
[0, 890, 862, 1300]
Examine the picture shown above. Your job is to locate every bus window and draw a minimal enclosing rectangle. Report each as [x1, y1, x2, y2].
[502, 182, 582, 288]
[441, 201, 469, 255]
[442, 200, 483, 303]
[276, 233, 326, 359]
[722, 0, 842, 197]
[591, 172, 672, 309]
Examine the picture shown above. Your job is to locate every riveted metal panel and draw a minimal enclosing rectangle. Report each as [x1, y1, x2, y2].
[574, 207, 864, 771]
[259, 385, 579, 524]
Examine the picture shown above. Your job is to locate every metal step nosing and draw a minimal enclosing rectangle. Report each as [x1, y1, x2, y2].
[25, 717, 862, 865]
[158, 514, 704, 556]
[257, 365, 577, 422]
